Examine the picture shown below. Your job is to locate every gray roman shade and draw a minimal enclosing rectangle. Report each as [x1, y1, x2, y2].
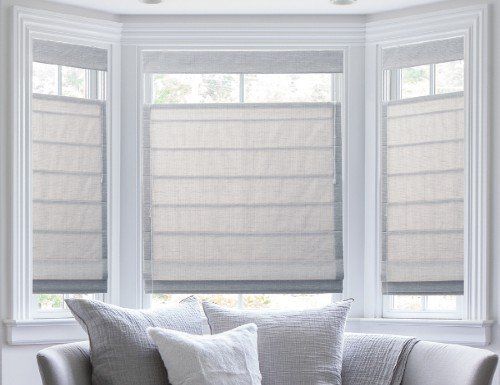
[32, 93, 107, 294]
[33, 39, 108, 71]
[142, 50, 344, 74]
[381, 92, 465, 295]
[382, 37, 464, 70]
[143, 102, 342, 294]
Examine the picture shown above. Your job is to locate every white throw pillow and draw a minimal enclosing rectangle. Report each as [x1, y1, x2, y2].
[148, 323, 262, 385]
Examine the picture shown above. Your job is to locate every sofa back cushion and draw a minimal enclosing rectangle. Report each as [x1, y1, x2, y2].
[66, 297, 203, 385]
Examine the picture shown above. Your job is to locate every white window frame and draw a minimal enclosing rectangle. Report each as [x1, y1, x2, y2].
[10, 7, 122, 323]
[364, 5, 489, 322]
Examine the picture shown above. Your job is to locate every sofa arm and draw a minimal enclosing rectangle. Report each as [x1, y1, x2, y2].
[402, 341, 498, 385]
[37, 341, 92, 385]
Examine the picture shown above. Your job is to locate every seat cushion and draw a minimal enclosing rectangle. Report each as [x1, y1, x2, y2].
[203, 300, 352, 385]
[66, 297, 204, 385]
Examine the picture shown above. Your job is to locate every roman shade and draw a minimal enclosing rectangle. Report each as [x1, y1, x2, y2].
[31, 39, 108, 294]
[33, 39, 108, 71]
[381, 92, 465, 295]
[382, 37, 464, 70]
[142, 50, 344, 74]
[143, 102, 342, 293]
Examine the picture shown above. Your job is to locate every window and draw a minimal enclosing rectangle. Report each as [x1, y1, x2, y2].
[381, 37, 465, 319]
[30, 40, 109, 317]
[142, 51, 344, 309]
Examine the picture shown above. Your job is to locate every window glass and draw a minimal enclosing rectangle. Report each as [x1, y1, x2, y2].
[152, 293, 332, 310]
[32, 62, 58, 95]
[61, 66, 86, 98]
[436, 60, 464, 94]
[244, 74, 331, 103]
[401, 65, 430, 99]
[152, 74, 239, 104]
[36, 294, 96, 311]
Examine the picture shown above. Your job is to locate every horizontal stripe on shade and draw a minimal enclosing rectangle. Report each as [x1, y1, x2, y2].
[381, 92, 464, 295]
[145, 280, 343, 294]
[382, 37, 464, 70]
[142, 50, 343, 74]
[33, 39, 108, 71]
[33, 280, 107, 294]
[143, 101, 343, 294]
[32, 93, 107, 294]
[383, 281, 464, 296]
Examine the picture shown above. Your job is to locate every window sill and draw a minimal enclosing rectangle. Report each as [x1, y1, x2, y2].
[346, 318, 494, 347]
[3, 317, 494, 346]
[4, 318, 87, 345]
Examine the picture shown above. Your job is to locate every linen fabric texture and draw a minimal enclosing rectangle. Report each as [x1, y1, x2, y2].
[202, 300, 352, 385]
[65, 297, 204, 385]
[148, 323, 262, 385]
[342, 333, 419, 385]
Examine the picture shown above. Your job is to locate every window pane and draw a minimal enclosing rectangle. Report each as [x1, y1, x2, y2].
[244, 74, 331, 103]
[152, 294, 238, 308]
[436, 60, 464, 94]
[391, 295, 424, 311]
[401, 65, 430, 99]
[152, 74, 239, 104]
[243, 294, 332, 310]
[426, 295, 459, 311]
[36, 293, 96, 311]
[61, 66, 86, 98]
[32, 62, 58, 95]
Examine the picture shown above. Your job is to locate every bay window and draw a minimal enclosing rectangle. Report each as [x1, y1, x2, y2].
[9, 5, 489, 346]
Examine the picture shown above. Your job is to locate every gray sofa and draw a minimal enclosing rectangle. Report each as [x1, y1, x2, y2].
[37, 337, 498, 385]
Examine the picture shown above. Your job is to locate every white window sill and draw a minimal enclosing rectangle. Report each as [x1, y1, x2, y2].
[4, 318, 87, 345]
[346, 318, 494, 347]
[4, 317, 494, 346]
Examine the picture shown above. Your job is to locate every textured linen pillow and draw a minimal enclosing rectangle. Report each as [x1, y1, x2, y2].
[148, 323, 262, 385]
[66, 296, 204, 385]
[203, 300, 352, 385]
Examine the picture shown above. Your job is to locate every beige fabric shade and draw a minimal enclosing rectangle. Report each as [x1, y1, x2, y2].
[381, 92, 465, 295]
[143, 102, 343, 293]
[32, 94, 107, 293]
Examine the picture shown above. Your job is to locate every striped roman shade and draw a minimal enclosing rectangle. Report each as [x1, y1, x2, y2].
[143, 102, 343, 293]
[381, 92, 465, 295]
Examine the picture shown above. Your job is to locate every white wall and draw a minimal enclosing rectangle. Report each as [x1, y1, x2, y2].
[1, 1, 499, 384]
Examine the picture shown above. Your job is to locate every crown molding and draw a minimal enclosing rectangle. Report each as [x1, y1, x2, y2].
[365, 4, 487, 43]
[13, 6, 122, 43]
[121, 21, 366, 46]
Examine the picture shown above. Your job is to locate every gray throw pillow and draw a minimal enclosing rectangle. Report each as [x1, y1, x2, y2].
[202, 300, 352, 385]
[66, 297, 204, 385]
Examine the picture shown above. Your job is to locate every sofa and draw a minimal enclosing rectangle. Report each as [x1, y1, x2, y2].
[37, 336, 498, 385]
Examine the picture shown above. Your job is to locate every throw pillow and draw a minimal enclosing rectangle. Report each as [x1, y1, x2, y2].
[148, 323, 262, 385]
[66, 296, 204, 385]
[202, 300, 352, 385]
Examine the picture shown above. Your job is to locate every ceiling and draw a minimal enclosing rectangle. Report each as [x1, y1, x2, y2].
[49, 0, 445, 15]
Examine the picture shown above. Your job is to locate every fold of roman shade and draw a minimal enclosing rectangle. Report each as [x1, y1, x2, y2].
[382, 37, 464, 70]
[143, 102, 343, 293]
[381, 92, 465, 295]
[33, 39, 108, 71]
[142, 50, 344, 74]
[32, 94, 107, 293]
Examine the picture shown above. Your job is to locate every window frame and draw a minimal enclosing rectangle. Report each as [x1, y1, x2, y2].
[141, 69, 346, 309]
[364, 10, 489, 322]
[382, 61, 465, 320]
[11, 9, 122, 322]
